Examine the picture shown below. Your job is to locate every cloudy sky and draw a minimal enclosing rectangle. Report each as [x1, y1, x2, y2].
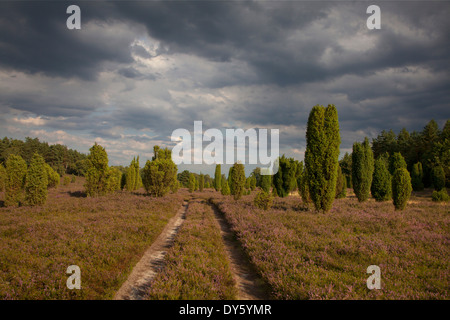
[0, 0, 449, 174]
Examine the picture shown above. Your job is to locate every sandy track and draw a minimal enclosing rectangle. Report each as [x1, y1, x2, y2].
[113, 200, 189, 300]
[209, 202, 271, 300]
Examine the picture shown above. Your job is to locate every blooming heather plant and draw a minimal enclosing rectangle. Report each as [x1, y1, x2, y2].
[210, 192, 449, 299]
[145, 200, 237, 300]
[0, 177, 185, 299]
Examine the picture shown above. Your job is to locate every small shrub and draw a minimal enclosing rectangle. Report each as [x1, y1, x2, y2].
[432, 189, 449, 202]
[253, 191, 273, 210]
[221, 179, 230, 195]
[63, 176, 71, 186]
[392, 168, 412, 210]
[71, 174, 76, 183]
[431, 166, 445, 191]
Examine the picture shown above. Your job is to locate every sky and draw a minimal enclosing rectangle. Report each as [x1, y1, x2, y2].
[0, 0, 449, 175]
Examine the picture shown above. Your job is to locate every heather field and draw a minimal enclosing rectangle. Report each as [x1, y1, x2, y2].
[210, 190, 449, 300]
[0, 177, 186, 299]
[145, 198, 237, 299]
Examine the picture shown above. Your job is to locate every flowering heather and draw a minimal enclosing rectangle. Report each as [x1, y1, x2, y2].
[0, 178, 185, 299]
[210, 190, 449, 299]
[145, 199, 237, 300]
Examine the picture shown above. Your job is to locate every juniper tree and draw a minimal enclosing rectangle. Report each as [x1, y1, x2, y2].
[260, 174, 271, 193]
[199, 174, 205, 192]
[188, 173, 195, 193]
[84, 143, 111, 197]
[305, 104, 341, 212]
[273, 155, 298, 198]
[45, 163, 60, 189]
[4, 154, 27, 206]
[214, 164, 221, 191]
[335, 165, 347, 199]
[25, 153, 48, 206]
[228, 166, 235, 195]
[126, 158, 136, 191]
[352, 137, 374, 202]
[431, 165, 445, 191]
[230, 163, 246, 200]
[0, 163, 6, 192]
[371, 158, 392, 201]
[411, 162, 424, 191]
[221, 178, 230, 195]
[392, 168, 412, 210]
[389, 152, 407, 176]
[142, 147, 177, 197]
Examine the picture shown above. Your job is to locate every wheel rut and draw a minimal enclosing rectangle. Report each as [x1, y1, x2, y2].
[114, 200, 189, 300]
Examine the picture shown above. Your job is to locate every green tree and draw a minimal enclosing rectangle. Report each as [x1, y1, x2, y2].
[253, 190, 273, 210]
[298, 167, 311, 206]
[273, 155, 298, 198]
[0, 163, 6, 192]
[389, 152, 407, 175]
[84, 143, 111, 197]
[228, 166, 235, 195]
[230, 163, 246, 200]
[249, 175, 256, 191]
[431, 165, 445, 191]
[188, 173, 196, 193]
[125, 158, 136, 191]
[335, 165, 347, 199]
[214, 164, 221, 191]
[25, 153, 48, 206]
[392, 168, 412, 210]
[411, 162, 424, 191]
[305, 104, 341, 212]
[221, 179, 230, 195]
[142, 147, 177, 197]
[45, 163, 60, 188]
[4, 154, 27, 206]
[260, 174, 272, 193]
[371, 158, 392, 201]
[352, 137, 374, 202]
[199, 174, 204, 192]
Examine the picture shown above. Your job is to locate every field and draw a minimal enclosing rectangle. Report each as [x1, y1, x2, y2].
[0, 179, 448, 300]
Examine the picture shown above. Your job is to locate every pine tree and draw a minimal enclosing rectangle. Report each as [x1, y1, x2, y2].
[230, 163, 246, 200]
[5, 154, 27, 206]
[352, 137, 374, 202]
[214, 164, 221, 191]
[411, 162, 424, 191]
[392, 168, 412, 210]
[371, 158, 391, 201]
[305, 104, 341, 212]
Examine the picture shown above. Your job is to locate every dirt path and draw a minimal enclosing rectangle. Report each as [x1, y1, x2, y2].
[114, 200, 189, 300]
[209, 202, 271, 300]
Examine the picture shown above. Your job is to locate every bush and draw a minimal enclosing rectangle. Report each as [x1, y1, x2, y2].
[392, 168, 412, 210]
[63, 176, 71, 186]
[4, 154, 27, 207]
[25, 153, 48, 206]
[371, 158, 391, 201]
[45, 164, 60, 188]
[71, 174, 76, 183]
[230, 163, 246, 200]
[260, 174, 271, 193]
[431, 166, 445, 191]
[253, 191, 273, 210]
[431, 189, 449, 202]
[84, 143, 110, 197]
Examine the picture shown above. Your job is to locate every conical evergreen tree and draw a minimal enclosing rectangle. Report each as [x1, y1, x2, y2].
[411, 162, 424, 191]
[5, 154, 27, 207]
[25, 153, 48, 206]
[371, 158, 391, 201]
[231, 163, 246, 200]
[392, 168, 412, 210]
[214, 164, 221, 191]
[305, 104, 341, 212]
[352, 137, 374, 202]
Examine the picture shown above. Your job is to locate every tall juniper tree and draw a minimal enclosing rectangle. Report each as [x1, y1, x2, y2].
[352, 137, 374, 202]
[304, 104, 341, 212]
